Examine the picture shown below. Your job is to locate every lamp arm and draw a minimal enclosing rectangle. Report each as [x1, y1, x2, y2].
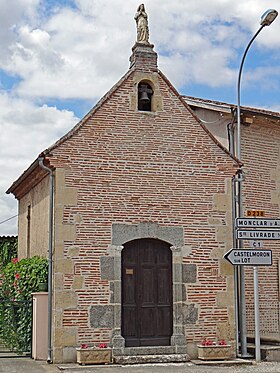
[236, 25, 264, 160]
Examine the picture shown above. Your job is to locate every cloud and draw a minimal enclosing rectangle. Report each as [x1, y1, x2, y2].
[0, 92, 78, 234]
[2, 0, 278, 100]
[0, 0, 40, 66]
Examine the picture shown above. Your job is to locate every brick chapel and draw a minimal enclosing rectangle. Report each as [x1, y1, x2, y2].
[7, 4, 280, 363]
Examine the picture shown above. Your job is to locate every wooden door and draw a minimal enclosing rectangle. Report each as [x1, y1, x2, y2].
[121, 238, 173, 347]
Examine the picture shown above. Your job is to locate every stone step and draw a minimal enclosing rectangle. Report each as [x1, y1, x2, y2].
[113, 353, 189, 365]
[119, 346, 178, 356]
[247, 343, 280, 362]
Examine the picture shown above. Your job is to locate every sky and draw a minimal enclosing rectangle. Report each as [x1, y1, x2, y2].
[1, 0, 280, 235]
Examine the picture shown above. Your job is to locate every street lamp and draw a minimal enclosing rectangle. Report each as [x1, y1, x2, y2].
[235, 8, 278, 361]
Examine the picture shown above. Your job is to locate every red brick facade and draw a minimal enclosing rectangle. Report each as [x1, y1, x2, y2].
[9, 43, 241, 363]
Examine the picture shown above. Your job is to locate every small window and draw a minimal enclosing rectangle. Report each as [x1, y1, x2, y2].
[138, 83, 153, 111]
[27, 205, 31, 258]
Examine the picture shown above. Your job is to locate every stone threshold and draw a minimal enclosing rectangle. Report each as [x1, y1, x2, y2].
[114, 353, 188, 364]
[119, 346, 179, 356]
[191, 358, 254, 366]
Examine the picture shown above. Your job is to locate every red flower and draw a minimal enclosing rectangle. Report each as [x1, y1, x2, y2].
[218, 339, 227, 346]
[201, 338, 214, 346]
[98, 343, 107, 348]
[12, 258, 18, 264]
[80, 344, 88, 349]
[13, 282, 17, 287]
[15, 273, 20, 280]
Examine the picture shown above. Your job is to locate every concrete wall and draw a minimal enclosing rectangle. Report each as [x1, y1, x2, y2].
[191, 107, 230, 149]
[18, 175, 49, 259]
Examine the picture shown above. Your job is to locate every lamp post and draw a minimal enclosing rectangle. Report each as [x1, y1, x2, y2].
[235, 8, 278, 360]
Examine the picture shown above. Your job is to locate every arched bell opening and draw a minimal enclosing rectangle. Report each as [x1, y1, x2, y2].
[138, 82, 153, 112]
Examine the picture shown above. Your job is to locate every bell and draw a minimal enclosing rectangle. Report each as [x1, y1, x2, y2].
[139, 91, 150, 103]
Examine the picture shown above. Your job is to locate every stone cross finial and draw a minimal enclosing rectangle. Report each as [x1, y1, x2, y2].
[134, 4, 149, 43]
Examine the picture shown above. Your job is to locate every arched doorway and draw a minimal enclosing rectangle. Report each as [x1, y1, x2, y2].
[121, 238, 173, 347]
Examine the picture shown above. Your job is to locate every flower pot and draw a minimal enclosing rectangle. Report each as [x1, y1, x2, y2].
[197, 344, 233, 360]
[76, 347, 112, 365]
[38, 282, 48, 292]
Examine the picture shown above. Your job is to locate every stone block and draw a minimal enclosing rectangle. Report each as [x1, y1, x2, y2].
[220, 259, 234, 276]
[173, 283, 184, 303]
[56, 223, 76, 242]
[181, 245, 192, 257]
[213, 194, 230, 211]
[68, 246, 80, 257]
[182, 303, 198, 324]
[173, 263, 182, 282]
[100, 256, 115, 281]
[57, 187, 78, 205]
[72, 275, 84, 290]
[55, 259, 74, 274]
[210, 247, 224, 259]
[182, 264, 196, 283]
[54, 273, 64, 290]
[63, 346, 77, 363]
[90, 305, 114, 328]
[53, 328, 76, 347]
[112, 222, 184, 248]
[174, 303, 198, 325]
[216, 225, 231, 243]
[52, 347, 63, 364]
[55, 291, 77, 309]
[217, 291, 234, 308]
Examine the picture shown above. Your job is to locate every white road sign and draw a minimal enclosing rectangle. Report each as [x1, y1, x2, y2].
[236, 230, 280, 240]
[236, 218, 280, 228]
[224, 249, 272, 266]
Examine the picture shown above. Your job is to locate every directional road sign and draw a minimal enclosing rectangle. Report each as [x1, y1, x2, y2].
[236, 230, 280, 240]
[224, 249, 272, 266]
[236, 218, 280, 228]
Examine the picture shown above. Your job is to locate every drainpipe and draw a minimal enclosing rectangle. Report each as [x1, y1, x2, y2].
[38, 156, 53, 363]
[228, 108, 236, 156]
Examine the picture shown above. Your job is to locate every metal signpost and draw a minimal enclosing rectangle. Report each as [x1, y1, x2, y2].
[230, 216, 280, 362]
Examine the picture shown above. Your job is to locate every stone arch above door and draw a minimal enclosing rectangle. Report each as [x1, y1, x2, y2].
[111, 222, 184, 249]
[109, 222, 187, 357]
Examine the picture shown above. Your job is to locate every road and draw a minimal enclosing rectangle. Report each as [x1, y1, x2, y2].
[2, 359, 280, 373]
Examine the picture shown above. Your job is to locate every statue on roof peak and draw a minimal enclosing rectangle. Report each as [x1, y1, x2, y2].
[135, 4, 149, 44]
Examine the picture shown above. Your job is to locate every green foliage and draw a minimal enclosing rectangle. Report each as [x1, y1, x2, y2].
[0, 237, 18, 271]
[0, 256, 48, 353]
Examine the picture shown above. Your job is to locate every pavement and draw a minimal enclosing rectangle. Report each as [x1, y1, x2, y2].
[3, 358, 280, 373]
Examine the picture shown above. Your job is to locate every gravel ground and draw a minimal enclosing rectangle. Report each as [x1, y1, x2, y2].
[2, 359, 280, 373]
[61, 362, 280, 373]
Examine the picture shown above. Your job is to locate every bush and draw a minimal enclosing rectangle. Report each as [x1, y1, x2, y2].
[0, 256, 48, 353]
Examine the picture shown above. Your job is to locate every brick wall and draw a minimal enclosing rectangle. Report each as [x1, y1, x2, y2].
[242, 117, 280, 339]
[44, 51, 239, 361]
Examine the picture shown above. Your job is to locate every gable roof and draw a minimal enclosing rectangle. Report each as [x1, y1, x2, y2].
[184, 95, 280, 122]
[7, 44, 242, 197]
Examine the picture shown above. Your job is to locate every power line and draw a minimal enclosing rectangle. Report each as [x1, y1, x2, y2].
[0, 215, 18, 225]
